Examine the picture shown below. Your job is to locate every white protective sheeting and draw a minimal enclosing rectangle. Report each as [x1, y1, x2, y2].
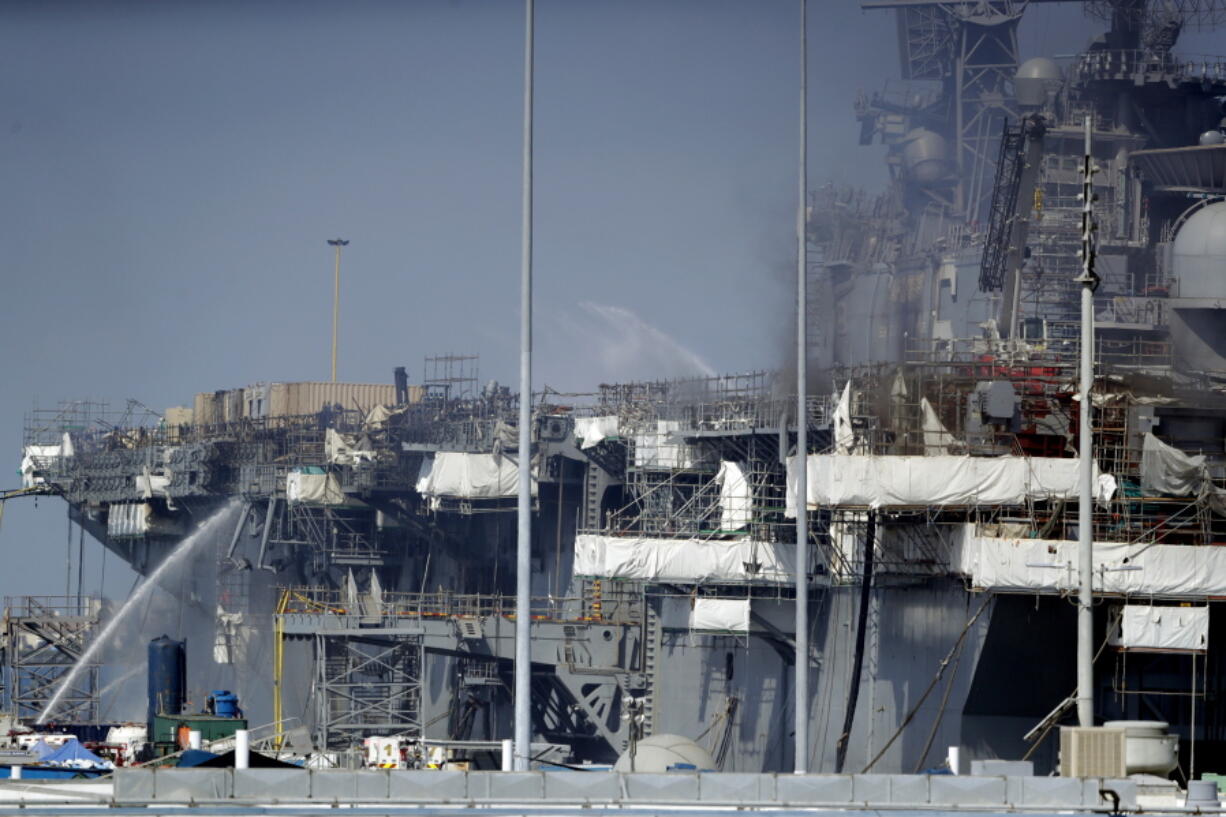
[107, 503, 152, 537]
[1116, 605, 1208, 652]
[690, 598, 751, 632]
[213, 609, 246, 664]
[953, 525, 1226, 598]
[634, 420, 704, 468]
[834, 381, 855, 454]
[574, 416, 619, 450]
[574, 534, 795, 583]
[135, 472, 170, 498]
[286, 471, 346, 505]
[20, 444, 62, 488]
[786, 454, 1106, 513]
[715, 461, 751, 531]
[1141, 432, 1206, 496]
[414, 452, 536, 500]
[364, 404, 406, 430]
[921, 397, 955, 454]
[325, 428, 376, 466]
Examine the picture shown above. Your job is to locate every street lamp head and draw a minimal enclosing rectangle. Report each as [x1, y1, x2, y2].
[327, 239, 350, 247]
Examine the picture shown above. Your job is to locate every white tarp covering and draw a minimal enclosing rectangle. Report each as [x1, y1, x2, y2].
[634, 420, 704, 468]
[213, 608, 246, 664]
[715, 461, 751, 531]
[1115, 605, 1208, 652]
[414, 452, 536, 500]
[921, 397, 954, 454]
[574, 534, 795, 583]
[690, 598, 751, 632]
[364, 404, 405, 430]
[954, 524, 1226, 598]
[286, 471, 346, 505]
[135, 472, 170, 498]
[325, 428, 376, 466]
[107, 503, 152, 537]
[20, 444, 62, 488]
[786, 454, 1106, 513]
[574, 416, 620, 450]
[834, 381, 855, 454]
[1141, 432, 1206, 496]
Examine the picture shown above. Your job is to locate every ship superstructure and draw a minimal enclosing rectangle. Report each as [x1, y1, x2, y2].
[12, 0, 1226, 777]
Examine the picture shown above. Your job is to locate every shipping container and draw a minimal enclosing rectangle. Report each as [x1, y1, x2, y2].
[266, 382, 399, 418]
[193, 381, 421, 424]
[193, 392, 222, 426]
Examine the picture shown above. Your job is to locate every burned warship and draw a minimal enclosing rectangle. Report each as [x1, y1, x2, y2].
[12, 0, 1226, 777]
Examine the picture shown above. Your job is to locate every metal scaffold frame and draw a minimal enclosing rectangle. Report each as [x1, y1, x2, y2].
[581, 372, 827, 548]
[2, 596, 101, 724]
[314, 632, 424, 751]
[819, 364, 1226, 554]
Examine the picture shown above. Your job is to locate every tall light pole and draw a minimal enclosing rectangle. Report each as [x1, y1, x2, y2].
[1076, 116, 1098, 727]
[794, 0, 810, 775]
[327, 238, 349, 383]
[514, 0, 534, 773]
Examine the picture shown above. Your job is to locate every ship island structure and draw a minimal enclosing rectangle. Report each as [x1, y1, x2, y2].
[10, 0, 1226, 783]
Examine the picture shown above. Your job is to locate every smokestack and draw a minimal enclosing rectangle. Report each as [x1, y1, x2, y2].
[394, 366, 408, 405]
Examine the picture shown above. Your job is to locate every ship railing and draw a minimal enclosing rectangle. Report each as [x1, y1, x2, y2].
[276, 586, 642, 624]
[27, 409, 371, 454]
[903, 336, 1081, 372]
[1074, 49, 1226, 85]
[904, 333, 1172, 372]
[2, 595, 101, 620]
[581, 393, 828, 441]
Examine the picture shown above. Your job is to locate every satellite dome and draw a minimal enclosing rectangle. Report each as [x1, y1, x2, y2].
[901, 128, 951, 185]
[1199, 130, 1225, 146]
[612, 734, 716, 773]
[1016, 57, 1062, 107]
[1172, 201, 1226, 298]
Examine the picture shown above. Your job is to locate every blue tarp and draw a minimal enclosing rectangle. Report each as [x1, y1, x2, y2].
[0, 766, 105, 779]
[177, 749, 221, 767]
[44, 738, 107, 768]
[29, 739, 55, 760]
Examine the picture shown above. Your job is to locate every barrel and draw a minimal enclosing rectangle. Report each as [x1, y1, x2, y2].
[210, 690, 239, 718]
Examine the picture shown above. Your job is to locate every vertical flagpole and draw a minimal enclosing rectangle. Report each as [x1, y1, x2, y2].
[794, 0, 809, 775]
[514, 0, 535, 772]
[1076, 115, 1095, 727]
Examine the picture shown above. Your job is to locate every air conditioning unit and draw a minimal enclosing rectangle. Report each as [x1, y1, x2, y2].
[1059, 726, 1127, 778]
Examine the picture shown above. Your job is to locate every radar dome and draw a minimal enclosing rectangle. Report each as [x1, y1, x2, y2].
[1016, 57, 1062, 107]
[612, 734, 716, 773]
[902, 128, 951, 185]
[1199, 130, 1225, 146]
[1172, 201, 1226, 299]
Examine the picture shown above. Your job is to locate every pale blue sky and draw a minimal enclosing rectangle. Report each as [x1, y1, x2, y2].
[0, 0, 1176, 599]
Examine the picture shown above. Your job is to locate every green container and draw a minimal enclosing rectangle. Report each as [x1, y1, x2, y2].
[153, 712, 248, 751]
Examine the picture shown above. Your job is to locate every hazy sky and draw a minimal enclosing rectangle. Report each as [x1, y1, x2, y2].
[0, 0, 1167, 600]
